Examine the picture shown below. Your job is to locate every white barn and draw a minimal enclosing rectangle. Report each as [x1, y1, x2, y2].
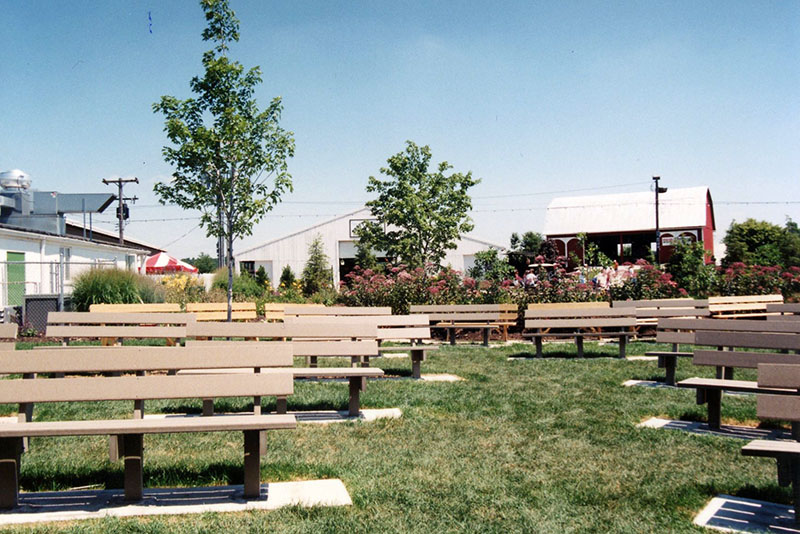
[236, 208, 505, 287]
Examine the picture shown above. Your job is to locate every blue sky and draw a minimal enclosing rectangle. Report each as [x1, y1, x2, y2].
[2, 1, 798, 259]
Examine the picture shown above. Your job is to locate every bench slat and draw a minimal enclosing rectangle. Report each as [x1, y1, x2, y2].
[693, 350, 800, 369]
[525, 318, 635, 329]
[187, 322, 377, 339]
[0, 372, 293, 404]
[524, 309, 634, 319]
[757, 394, 800, 422]
[184, 339, 379, 357]
[47, 326, 187, 339]
[695, 331, 800, 351]
[0, 413, 296, 438]
[49, 312, 195, 325]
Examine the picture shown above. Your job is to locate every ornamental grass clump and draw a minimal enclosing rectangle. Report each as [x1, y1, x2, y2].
[71, 268, 158, 311]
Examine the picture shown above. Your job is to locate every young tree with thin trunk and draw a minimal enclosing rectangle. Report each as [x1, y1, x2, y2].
[153, 0, 294, 320]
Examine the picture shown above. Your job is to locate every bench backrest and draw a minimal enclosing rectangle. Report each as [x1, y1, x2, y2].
[282, 305, 392, 317]
[689, 319, 800, 370]
[284, 314, 431, 342]
[524, 308, 636, 330]
[527, 302, 609, 310]
[612, 298, 709, 324]
[409, 304, 507, 323]
[708, 294, 784, 318]
[185, 302, 257, 321]
[46, 311, 195, 340]
[261, 302, 325, 321]
[89, 303, 182, 313]
[766, 303, 800, 321]
[187, 320, 378, 340]
[0, 323, 17, 350]
[184, 339, 379, 357]
[755, 363, 800, 422]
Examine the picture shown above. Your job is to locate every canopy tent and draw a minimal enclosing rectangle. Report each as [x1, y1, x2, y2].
[143, 252, 198, 274]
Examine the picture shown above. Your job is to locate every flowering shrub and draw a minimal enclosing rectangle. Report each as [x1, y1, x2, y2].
[609, 261, 686, 301]
[715, 262, 786, 296]
[161, 273, 205, 307]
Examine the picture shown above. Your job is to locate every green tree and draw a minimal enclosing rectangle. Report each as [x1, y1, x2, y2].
[254, 265, 270, 289]
[356, 141, 479, 272]
[723, 218, 800, 267]
[508, 231, 544, 273]
[354, 241, 378, 271]
[302, 234, 332, 296]
[665, 240, 716, 297]
[279, 265, 296, 288]
[153, 0, 294, 320]
[182, 252, 217, 273]
[467, 249, 514, 282]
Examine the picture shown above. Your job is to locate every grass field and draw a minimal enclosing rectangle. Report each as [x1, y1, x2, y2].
[0, 340, 788, 533]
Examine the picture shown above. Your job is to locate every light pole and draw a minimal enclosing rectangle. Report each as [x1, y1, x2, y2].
[653, 176, 668, 264]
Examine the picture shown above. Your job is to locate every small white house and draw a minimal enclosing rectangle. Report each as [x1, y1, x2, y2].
[236, 208, 505, 287]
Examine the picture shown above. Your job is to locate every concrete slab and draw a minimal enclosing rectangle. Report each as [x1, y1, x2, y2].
[381, 352, 408, 359]
[419, 374, 462, 382]
[627, 356, 658, 361]
[622, 379, 678, 389]
[695, 494, 799, 533]
[638, 417, 791, 441]
[0, 479, 351, 525]
[142, 409, 402, 425]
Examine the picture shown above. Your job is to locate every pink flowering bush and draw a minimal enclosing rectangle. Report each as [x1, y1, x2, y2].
[609, 260, 686, 301]
[715, 262, 786, 296]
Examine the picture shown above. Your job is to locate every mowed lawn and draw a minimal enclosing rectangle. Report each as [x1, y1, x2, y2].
[1, 341, 787, 533]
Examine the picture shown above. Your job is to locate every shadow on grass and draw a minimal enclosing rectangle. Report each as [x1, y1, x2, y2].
[158, 399, 351, 414]
[727, 483, 791, 506]
[507, 350, 623, 359]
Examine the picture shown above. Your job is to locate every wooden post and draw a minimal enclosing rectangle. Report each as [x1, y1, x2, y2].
[348, 377, 361, 417]
[123, 434, 144, 501]
[705, 390, 722, 430]
[575, 335, 584, 358]
[411, 349, 423, 379]
[482, 328, 489, 347]
[243, 430, 261, 499]
[534, 336, 543, 358]
[0, 437, 22, 509]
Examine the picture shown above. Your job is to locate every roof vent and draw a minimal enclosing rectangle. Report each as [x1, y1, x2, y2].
[0, 169, 32, 190]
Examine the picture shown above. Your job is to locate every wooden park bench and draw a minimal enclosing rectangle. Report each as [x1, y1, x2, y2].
[409, 304, 516, 346]
[645, 317, 712, 385]
[708, 294, 784, 319]
[282, 305, 392, 318]
[676, 319, 800, 429]
[285, 314, 438, 378]
[262, 303, 325, 322]
[741, 363, 800, 525]
[185, 321, 384, 416]
[46, 311, 195, 346]
[611, 298, 709, 328]
[0, 344, 296, 508]
[523, 307, 636, 358]
[767, 303, 800, 321]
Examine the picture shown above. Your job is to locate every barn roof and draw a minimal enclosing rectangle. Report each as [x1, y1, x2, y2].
[544, 186, 713, 236]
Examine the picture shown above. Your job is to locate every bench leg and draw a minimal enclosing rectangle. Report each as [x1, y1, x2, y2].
[618, 335, 627, 358]
[275, 397, 288, 414]
[706, 389, 722, 430]
[202, 399, 214, 417]
[575, 336, 584, 358]
[243, 430, 262, 499]
[793, 422, 800, 442]
[348, 377, 361, 417]
[18, 401, 33, 453]
[309, 356, 318, 368]
[659, 355, 677, 386]
[123, 434, 144, 502]
[449, 328, 456, 345]
[482, 328, 489, 347]
[534, 336, 543, 358]
[0, 437, 22, 509]
[411, 349, 423, 379]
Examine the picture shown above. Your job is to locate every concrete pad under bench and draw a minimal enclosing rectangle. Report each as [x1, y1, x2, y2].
[0, 479, 351, 525]
[694, 494, 799, 533]
[637, 417, 791, 440]
[419, 374, 463, 382]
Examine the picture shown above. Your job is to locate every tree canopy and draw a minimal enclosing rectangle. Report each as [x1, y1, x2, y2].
[356, 141, 479, 272]
[722, 218, 800, 268]
[153, 0, 294, 319]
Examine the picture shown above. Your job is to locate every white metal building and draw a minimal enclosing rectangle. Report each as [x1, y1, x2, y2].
[236, 208, 505, 287]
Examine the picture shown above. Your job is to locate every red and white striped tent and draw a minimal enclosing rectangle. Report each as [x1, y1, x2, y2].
[143, 252, 198, 274]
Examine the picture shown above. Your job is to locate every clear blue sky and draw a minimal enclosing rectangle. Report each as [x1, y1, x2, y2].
[2, 1, 798, 259]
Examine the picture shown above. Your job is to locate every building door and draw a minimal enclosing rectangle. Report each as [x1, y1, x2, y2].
[6, 252, 25, 306]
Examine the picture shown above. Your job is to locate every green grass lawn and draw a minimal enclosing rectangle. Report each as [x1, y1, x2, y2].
[1, 340, 789, 533]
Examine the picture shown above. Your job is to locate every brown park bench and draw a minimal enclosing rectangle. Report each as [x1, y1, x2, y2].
[409, 304, 516, 346]
[185, 321, 384, 416]
[612, 298, 709, 329]
[708, 294, 784, 319]
[676, 319, 800, 429]
[285, 314, 438, 378]
[0, 344, 296, 508]
[767, 303, 800, 321]
[742, 363, 800, 525]
[646, 317, 714, 385]
[523, 307, 636, 358]
[262, 303, 325, 322]
[46, 311, 195, 346]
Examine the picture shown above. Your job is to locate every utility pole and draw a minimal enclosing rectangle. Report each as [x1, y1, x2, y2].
[102, 177, 139, 245]
[653, 176, 668, 264]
